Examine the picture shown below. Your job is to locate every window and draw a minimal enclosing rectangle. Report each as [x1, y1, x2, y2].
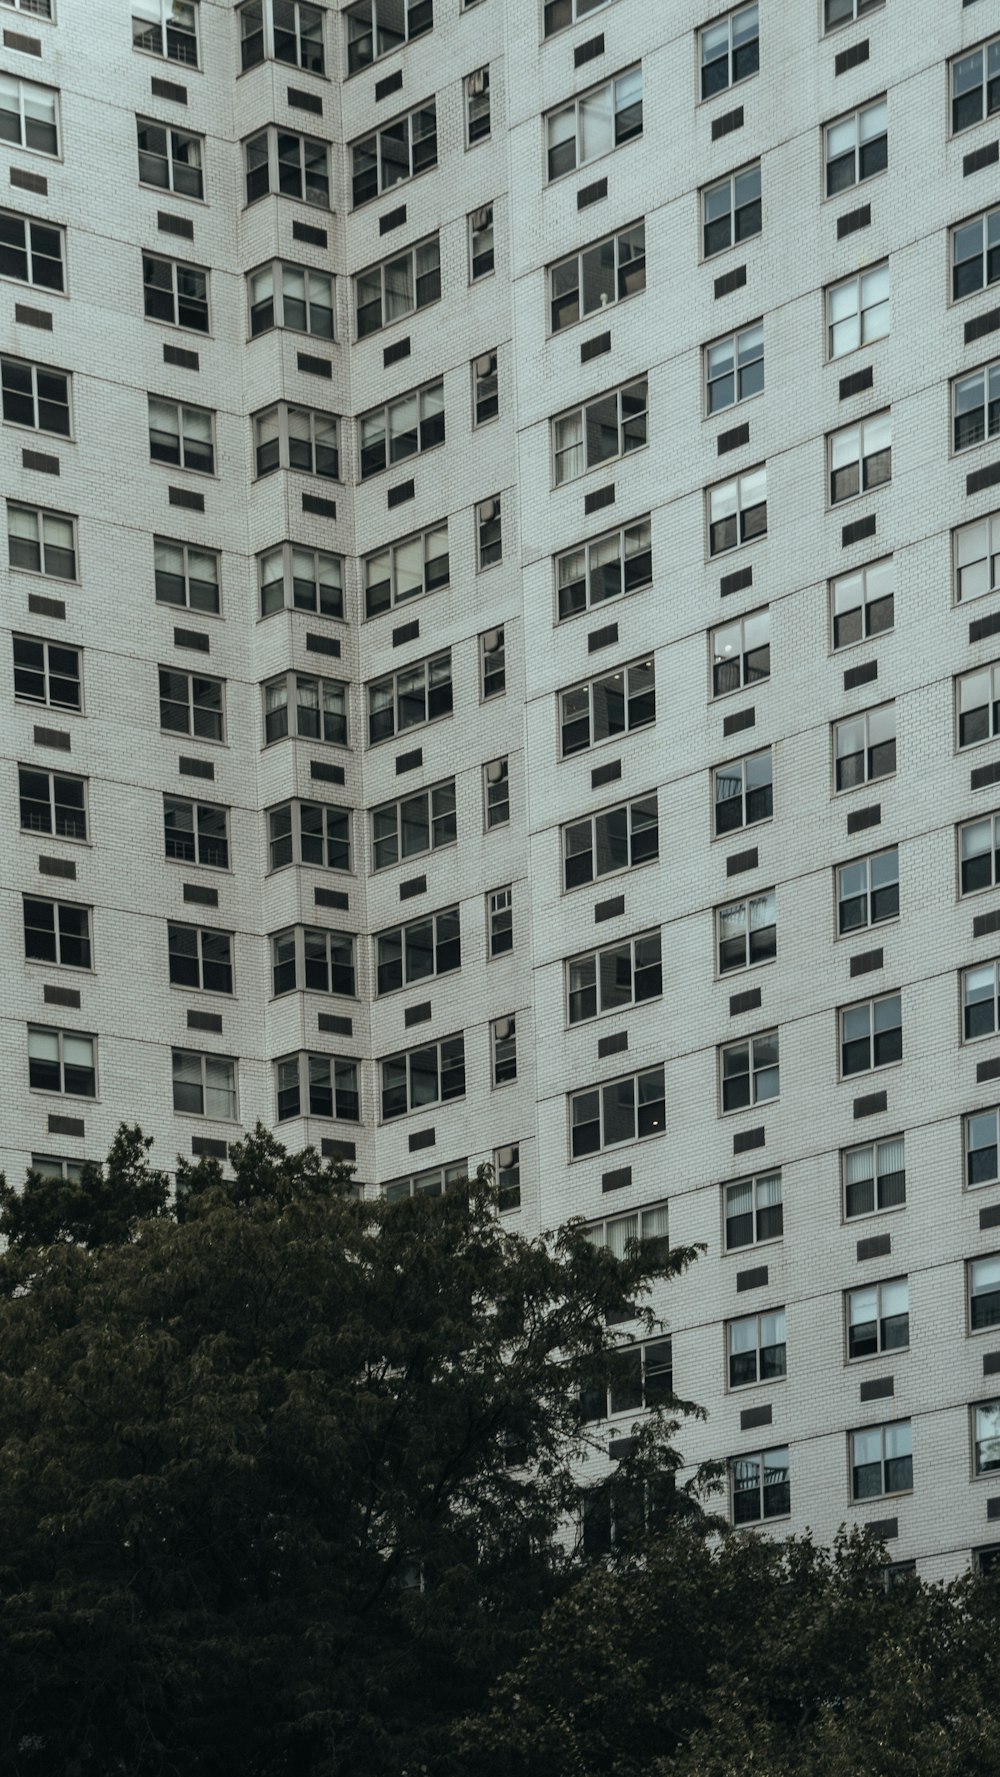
[730, 1447, 789, 1524]
[381, 1034, 466, 1119]
[704, 320, 764, 414]
[581, 1336, 672, 1421]
[488, 887, 512, 958]
[367, 651, 452, 744]
[552, 377, 647, 485]
[164, 795, 228, 869]
[563, 794, 658, 890]
[831, 557, 894, 648]
[254, 403, 338, 481]
[952, 205, 1000, 301]
[834, 704, 896, 791]
[954, 360, 1000, 453]
[975, 1401, 1000, 1475]
[711, 609, 770, 695]
[263, 672, 347, 746]
[543, 0, 610, 37]
[825, 0, 883, 27]
[952, 37, 1000, 134]
[13, 635, 79, 712]
[955, 511, 1000, 603]
[702, 162, 761, 257]
[837, 847, 899, 933]
[23, 896, 91, 969]
[484, 757, 510, 828]
[829, 413, 892, 504]
[2, 0, 54, 14]
[171, 1049, 236, 1120]
[472, 350, 498, 426]
[843, 1135, 906, 1218]
[346, 0, 432, 74]
[549, 222, 645, 334]
[358, 378, 444, 478]
[275, 1053, 359, 1122]
[351, 101, 437, 206]
[168, 923, 233, 994]
[137, 118, 204, 199]
[19, 765, 86, 841]
[154, 539, 219, 614]
[142, 253, 208, 331]
[244, 127, 329, 208]
[960, 812, 1000, 895]
[567, 931, 662, 1024]
[556, 517, 652, 621]
[716, 891, 776, 974]
[971, 1255, 1000, 1329]
[584, 1202, 669, 1261]
[481, 626, 505, 698]
[700, 4, 758, 99]
[840, 992, 902, 1076]
[724, 1170, 782, 1250]
[958, 662, 1000, 748]
[148, 396, 214, 473]
[469, 203, 494, 280]
[384, 1160, 468, 1205]
[827, 264, 890, 359]
[720, 1031, 779, 1112]
[1, 356, 70, 436]
[248, 261, 333, 338]
[851, 1421, 912, 1500]
[707, 466, 767, 554]
[258, 543, 342, 619]
[0, 75, 58, 156]
[546, 68, 642, 181]
[132, 0, 198, 62]
[714, 749, 772, 835]
[466, 66, 490, 144]
[560, 659, 656, 756]
[0, 209, 64, 291]
[376, 907, 460, 994]
[237, 0, 324, 71]
[969, 1109, 1000, 1187]
[268, 800, 350, 872]
[964, 959, 1000, 1040]
[355, 235, 440, 338]
[477, 495, 502, 569]
[159, 668, 224, 741]
[28, 1026, 96, 1097]
[7, 502, 75, 578]
[364, 523, 449, 617]
[825, 98, 887, 196]
[492, 1015, 517, 1085]
[371, 780, 456, 870]
[846, 1278, 908, 1360]
[271, 927, 355, 997]
[973, 1544, 1000, 1577]
[495, 1143, 520, 1212]
[569, 1065, 665, 1157]
[31, 1155, 86, 1184]
[727, 1309, 786, 1387]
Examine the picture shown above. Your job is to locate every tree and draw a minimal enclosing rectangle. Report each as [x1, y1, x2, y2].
[0, 1124, 705, 1777]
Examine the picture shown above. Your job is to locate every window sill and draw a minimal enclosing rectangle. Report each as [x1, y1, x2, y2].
[139, 181, 208, 207]
[568, 1128, 665, 1165]
[548, 284, 645, 343]
[696, 70, 759, 110]
[553, 439, 650, 496]
[720, 1099, 779, 1119]
[839, 1059, 903, 1086]
[832, 774, 896, 799]
[544, 129, 643, 195]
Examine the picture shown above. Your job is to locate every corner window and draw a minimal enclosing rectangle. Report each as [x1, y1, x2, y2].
[840, 991, 902, 1076]
[237, 0, 325, 71]
[275, 1052, 359, 1122]
[254, 403, 338, 480]
[825, 97, 887, 196]
[702, 162, 761, 258]
[719, 1030, 779, 1112]
[271, 926, 355, 998]
[545, 67, 643, 182]
[258, 543, 342, 619]
[843, 1135, 905, 1218]
[248, 261, 333, 338]
[836, 846, 898, 933]
[268, 799, 350, 873]
[263, 671, 347, 747]
[700, 4, 759, 100]
[244, 126, 329, 208]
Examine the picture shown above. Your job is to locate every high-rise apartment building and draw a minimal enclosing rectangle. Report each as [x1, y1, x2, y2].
[3, 0, 1000, 1576]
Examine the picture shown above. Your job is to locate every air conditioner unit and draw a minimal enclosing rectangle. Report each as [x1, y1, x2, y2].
[498, 1146, 515, 1169]
[482, 628, 501, 652]
[494, 1018, 512, 1040]
[468, 67, 487, 95]
[480, 498, 498, 522]
[471, 205, 492, 231]
[486, 759, 504, 783]
[475, 352, 495, 377]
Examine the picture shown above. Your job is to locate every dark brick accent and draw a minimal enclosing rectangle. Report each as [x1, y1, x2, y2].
[28, 593, 65, 619]
[14, 303, 51, 330]
[740, 1402, 772, 1430]
[157, 210, 194, 239]
[302, 493, 336, 518]
[33, 725, 69, 751]
[43, 984, 80, 1009]
[972, 760, 1000, 791]
[393, 619, 419, 645]
[409, 1128, 435, 1152]
[168, 486, 204, 511]
[966, 306, 1000, 346]
[837, 203, 871, 239]
[849, 947, 883, 977]
[839, 365, 873, 400]
[292, 220, 327, 247]
[577, 176, 607, 210]
[980, 1204, 1000, 1231]
[842, 513, 876, 547]
[863, 1516, 898, 1541]
[587, 620, 618, 652]
[297, 351, 332, 377]
[965, 141, 1000, 178]
[968, 461, 1000, 498]
[191, 1136, 227, 1159]
[835, 38, 870, 74]
[396, 747, 423, 774]
[844, 659, 878, 690]
[595, 895, 625, 923]
[723, 706, 755, 738]
[182, 883, 218, 906]
[978, 1055, 1000, 1083]
[736, 1263, 768, 1291]
[383, 335, 411, 366]
[853, 1089, 887, 1119]
[314, 887, 349, 911]
[178, 756, 214, 779]
[317, 1013, 353, 1037]
[309, 760, 345, 785]
[974, 908, 1000, 939]
[574, 31, 604, 66]
[733, 1126, 765, 1155]
[711, 105, 744, 141]
[729, 987, 762, 1016]
[151, 75, 187, 102]
[970, 610, 1000, 645]
[375, 68, 404, 100]
[847, 803, 881, 834]
[591, 759, 622, 788]
[287, 85, 322, 113]
[22, 449, 58, 475]
[3, 28, 41, 53]
[388, 479, 415, 508]
[984, 1350, 1000, 1375]
[173, 626, 209, 652]
[601, 1165, 632, 1192]
[720, 563, 753, 597]
[584, 484, 615, 516]
[305, 632, 341, 657]
[608, 1434, 636, 1460]
[379, 203, 407, 235]
[718, 421, 750, 455]
[48, 1113, 84, 1137]
[187, 1009, 223, 1033]
[321, 1138, 356, 1161]
[400, 875, 426, 900]
[714, 264, 747, 299]
[597, 1030, 628, 1059]
[163, 343, 199, 370]
[10, 166, 47, 195]
[860, 1375, 895, 1402]
[857, 1231, 891, 1260]
[726, 846, 758, 876]
[38, 856, 75, 879]
[581, 330, 612, 362]
[404, 1002, 432, 1028]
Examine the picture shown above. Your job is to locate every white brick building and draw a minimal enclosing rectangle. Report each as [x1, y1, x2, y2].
[3, 0, 1000, 1576]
